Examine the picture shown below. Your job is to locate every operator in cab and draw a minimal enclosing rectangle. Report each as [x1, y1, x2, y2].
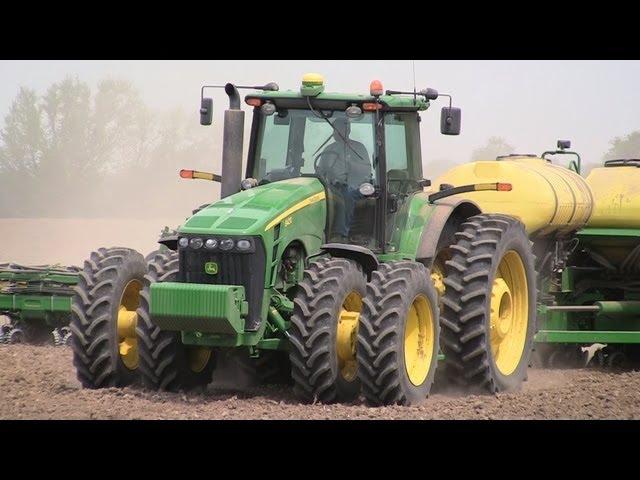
[316, 117, 373, 242]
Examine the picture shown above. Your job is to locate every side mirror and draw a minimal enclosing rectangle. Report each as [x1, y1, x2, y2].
[200, 97, 213, 125]
[440, 107, 461, 135]
[558, 139, 571, 150]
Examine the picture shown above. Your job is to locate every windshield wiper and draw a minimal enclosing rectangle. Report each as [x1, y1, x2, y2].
[305, 96, 367, 164]
[312, 133, 334, 157]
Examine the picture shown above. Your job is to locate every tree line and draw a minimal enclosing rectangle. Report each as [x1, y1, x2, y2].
[1, 76, 638, 218]
[0, 76, 218, 218]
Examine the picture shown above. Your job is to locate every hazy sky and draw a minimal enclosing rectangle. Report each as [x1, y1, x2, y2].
[1, 60, 638, 176]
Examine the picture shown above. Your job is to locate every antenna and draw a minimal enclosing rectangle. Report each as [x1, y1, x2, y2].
[412, 60, 417, 104]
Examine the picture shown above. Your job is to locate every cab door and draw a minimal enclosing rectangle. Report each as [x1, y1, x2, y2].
[383, 111, 424, 251]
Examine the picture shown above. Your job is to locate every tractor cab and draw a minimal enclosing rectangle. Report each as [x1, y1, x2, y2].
[240, 74, 460, 253]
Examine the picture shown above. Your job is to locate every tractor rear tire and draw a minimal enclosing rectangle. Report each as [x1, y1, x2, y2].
[289, 257, 366, 403]
[70, 247, 147, 388]
[358, 261, 440, 406]
[440, 214, 536, 393]
[136, 250, 216, 392]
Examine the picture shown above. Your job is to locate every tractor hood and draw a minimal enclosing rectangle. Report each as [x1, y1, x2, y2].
[178, 177, 326, 236]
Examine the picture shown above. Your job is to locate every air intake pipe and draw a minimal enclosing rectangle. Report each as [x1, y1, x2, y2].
[221, 83, 244, 198]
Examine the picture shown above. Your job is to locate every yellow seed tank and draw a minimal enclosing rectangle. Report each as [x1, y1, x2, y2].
[585, 163, 640, 228]
[431, 156, 594, 237]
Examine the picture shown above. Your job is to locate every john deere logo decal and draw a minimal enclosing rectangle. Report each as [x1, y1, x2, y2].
[205, 262, 218, 275]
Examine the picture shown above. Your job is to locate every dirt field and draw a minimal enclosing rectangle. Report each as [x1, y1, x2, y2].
[1, 344, 639, 419]
[3, 218, 640, 419]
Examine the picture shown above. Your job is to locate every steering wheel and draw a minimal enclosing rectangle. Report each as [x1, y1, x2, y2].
[314, 150, 340, 176]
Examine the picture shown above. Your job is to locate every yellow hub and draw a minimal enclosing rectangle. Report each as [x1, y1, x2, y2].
[489, 250, 528, 376]
[404, 295, 435, 386]
[117, 280, 142, 370]
[186, 347, 212, 373]
[337, 292, 362, 382]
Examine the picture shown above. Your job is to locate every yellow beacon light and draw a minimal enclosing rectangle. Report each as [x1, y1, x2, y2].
[302, 73, 324, 85]
[301, 73, 325, 96]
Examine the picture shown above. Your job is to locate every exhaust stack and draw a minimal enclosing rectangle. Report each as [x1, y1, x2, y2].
[220, 83, 244, 199]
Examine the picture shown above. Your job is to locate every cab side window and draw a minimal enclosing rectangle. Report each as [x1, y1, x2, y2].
[384, 113, 422, 194]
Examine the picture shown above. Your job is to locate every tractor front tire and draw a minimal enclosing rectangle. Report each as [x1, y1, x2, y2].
[70, 247, 147, 388]
[358, 261, 440, 406]
[289, 257, 366, 403]
[136, 250, 216, 392]
[440, 214, 536, 393]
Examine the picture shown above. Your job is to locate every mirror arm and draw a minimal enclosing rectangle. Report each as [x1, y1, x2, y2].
[437, 93, 452, 108]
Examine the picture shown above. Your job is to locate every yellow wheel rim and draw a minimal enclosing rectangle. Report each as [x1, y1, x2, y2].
[337, 291, 362, 382]
[117, 280, 142, 370]
[187, 347, 212, 373]
[490, 250, 529, 376]
[404, 295, 436, 386]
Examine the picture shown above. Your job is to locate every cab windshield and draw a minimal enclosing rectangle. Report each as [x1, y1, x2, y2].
[252, 109, 377, 185]
[251, 108, 378, 246]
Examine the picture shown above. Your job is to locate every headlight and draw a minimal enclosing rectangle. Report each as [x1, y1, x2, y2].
[205, 238, 218, 250]
[189, 237, 203, 249]
[178, 237, 189, 248]
[236, 239, 252, 251]
[219, 238, 234, 251]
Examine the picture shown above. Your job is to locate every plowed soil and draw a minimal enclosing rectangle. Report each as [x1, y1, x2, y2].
[2, 345, 640, 420]
[3, 219, 640, 420]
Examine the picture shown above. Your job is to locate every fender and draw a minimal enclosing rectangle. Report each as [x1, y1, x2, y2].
[416, 198, 481, 263]
[320, 243, 379, 279]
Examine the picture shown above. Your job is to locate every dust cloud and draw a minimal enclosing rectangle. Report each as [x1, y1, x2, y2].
[0, 218, 185, 266]
[2, 61, 640, 266]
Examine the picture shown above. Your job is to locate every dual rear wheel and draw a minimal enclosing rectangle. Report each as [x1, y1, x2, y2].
[358, 261, 440, 406]
[438, 214, 536, 393]
[288, 258, 440, 406]
[289, 214, 536, 405]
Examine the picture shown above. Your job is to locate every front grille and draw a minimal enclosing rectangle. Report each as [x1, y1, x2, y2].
[178, 236, 266, 331]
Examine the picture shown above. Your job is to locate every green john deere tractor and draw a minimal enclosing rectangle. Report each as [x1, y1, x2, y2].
[70, 74, 536, 405]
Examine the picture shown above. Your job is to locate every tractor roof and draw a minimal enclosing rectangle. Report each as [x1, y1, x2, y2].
[246, 90, 429, 111]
